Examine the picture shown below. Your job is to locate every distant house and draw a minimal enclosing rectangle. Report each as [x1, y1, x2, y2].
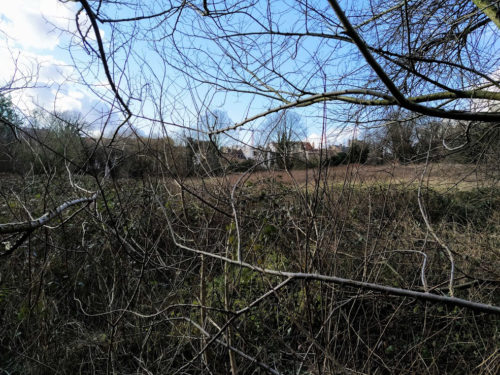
[241, 145, 255, 160]
[222, 147, 246, 162]
[267, 141, 310, 154]
[263, 141, 315, 168]
[260, 141, 347, 168]
[328, 144, 344, 154]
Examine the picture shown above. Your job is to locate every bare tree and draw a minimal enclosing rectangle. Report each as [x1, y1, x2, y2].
[1, 1, 499, 374]
[262, 111, 305, 169]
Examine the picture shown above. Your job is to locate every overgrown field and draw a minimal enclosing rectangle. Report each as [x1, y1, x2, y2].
[0, 165, 499, 374]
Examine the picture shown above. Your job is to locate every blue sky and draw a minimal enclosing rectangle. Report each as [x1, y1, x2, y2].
[0, 1, 133, 136]
[1, 1, 498, 146]
[0, 0, 360, 145]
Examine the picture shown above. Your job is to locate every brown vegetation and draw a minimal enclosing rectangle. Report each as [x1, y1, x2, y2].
[1, 166, 499, 374]
[1, 0, 500, 373]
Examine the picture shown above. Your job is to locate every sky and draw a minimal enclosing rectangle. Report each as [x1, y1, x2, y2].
[2, 1, 496, 147]
[0, 0, 119, 136]
[0, 0, 359, 145]
[1, 1, 88, 111]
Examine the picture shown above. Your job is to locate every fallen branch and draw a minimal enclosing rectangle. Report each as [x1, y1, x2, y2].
[158, 197, 500, 315]
[0, 193, 98, 235]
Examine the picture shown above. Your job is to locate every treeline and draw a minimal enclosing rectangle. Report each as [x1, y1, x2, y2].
[0, 124, 193, 179]
[324, 118, 499, 167]
[1, 97, 498, 178]
[0, 102, 205, 178]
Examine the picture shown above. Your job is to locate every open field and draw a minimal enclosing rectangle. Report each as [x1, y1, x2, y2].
[179, 163, 499, 195]
[236, 163, 494, 185]
[2, 0, 499, 373]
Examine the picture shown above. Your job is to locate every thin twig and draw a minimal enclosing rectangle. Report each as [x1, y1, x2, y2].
[158, 195, 500, 314]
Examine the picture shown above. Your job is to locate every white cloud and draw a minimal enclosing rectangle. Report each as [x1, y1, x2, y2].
[0, 0, 75, 51]
[52, 89, 85, 112]
[0, 1, 111, 121]
[0, 41, 81, 110]
[0, 47, 75, 88]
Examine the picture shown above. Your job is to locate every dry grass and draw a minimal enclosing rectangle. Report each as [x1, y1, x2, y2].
[1, 165, 498, 374]
[181, 163, 497, 193]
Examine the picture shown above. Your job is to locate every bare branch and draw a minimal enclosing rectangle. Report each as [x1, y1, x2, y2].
[0, 194, 98, 235]
[326, 0, 500, 122]
[159, 196, 500, 315]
